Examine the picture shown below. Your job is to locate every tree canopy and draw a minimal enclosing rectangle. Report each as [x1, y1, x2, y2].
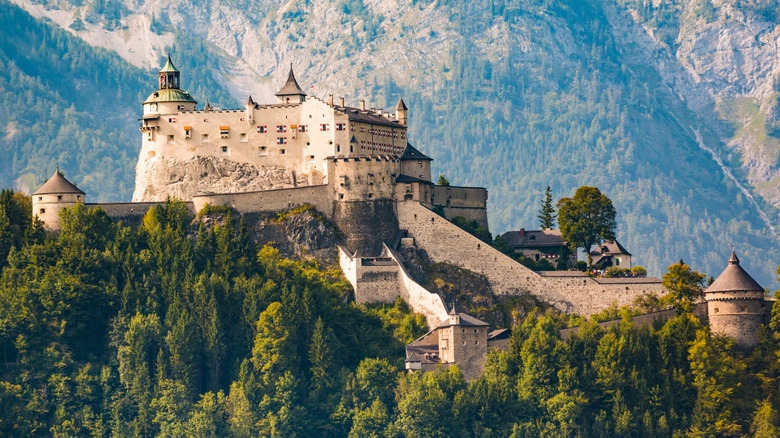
[537, 185, 557, 230]
[557, 186, 617, 266]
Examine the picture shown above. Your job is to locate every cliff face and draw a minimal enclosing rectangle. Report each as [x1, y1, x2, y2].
[133, 155, 309, 201]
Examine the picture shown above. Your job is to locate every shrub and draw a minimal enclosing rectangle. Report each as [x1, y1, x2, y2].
[631, 266, 648, 277]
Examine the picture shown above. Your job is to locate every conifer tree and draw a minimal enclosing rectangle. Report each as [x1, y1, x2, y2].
[537, 185, 557, 230]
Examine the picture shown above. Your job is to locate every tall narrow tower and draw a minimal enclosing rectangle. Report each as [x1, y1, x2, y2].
[705, 250, 767, 350]
[143, 54, 197, 115]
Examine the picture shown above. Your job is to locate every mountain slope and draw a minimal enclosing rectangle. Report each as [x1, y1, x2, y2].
[4, 0, 780, 287]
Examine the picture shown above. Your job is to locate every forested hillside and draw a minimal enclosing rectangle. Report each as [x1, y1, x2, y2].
[1, 193, 780, 436]
[3, 0, 780, 286]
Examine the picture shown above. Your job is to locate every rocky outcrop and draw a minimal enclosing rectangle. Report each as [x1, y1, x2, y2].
[132, 155, 309, 201]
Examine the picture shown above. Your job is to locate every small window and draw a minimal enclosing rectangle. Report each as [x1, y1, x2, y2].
[299, 125, 307, 132]
[350, 145, 354, 153]
[320, 124, 329, 131]
[257, 126, 267, 133]
[40, 208, 45, 214]
[277, 125, 286, 133]
[339, 194, 344, 199]
[150, 103, 158, 112]
[177, 105, 185, 111]
[57, 195, 62, 201]
[220, 127, 230, 139]
[38, 196, 42, 201]
[309, 155, 315, 160]
[714, 307, 719, 313]
[201, 134, 209, 144]
[280, 149, 286, 154]
[336, 123, 346, 131]
[337, 145, 341, 152]
[259, 146, 268, 156]
[221, 146, 229, 155]
[167, 134, 175, 144]
[277, 137, 287, 145]
[184, 128, 192, 139]
[368, 193, 373, 199]
[240, 133, 248, 143]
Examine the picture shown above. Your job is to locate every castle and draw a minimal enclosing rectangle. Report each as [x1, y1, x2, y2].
[29, 56, 774, 379]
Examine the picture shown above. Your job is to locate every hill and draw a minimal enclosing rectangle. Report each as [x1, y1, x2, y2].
[3, 0, 780, 287]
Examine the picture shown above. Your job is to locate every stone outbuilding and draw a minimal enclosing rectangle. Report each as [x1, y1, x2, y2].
[705, 250, 772, 350]
[501, 228, 574, 267]
[589, 239, 632, 269]
[405, 307, 511, 380]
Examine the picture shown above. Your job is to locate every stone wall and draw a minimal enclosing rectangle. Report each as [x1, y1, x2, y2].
[192, 185, 331, 216]
[396, 201, 666, 316]
[332, 200, 398, 257]
[88, 202, 192, 228]
[430, 186, 489, 228]
[707, 298, 769, 350]
[386, 246, 449, 328]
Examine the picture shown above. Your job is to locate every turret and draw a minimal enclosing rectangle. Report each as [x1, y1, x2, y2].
[246, 95, 255, 125]
[399, 143, 433, 182]
[396, 97, 408, 126]
[143, 54, 197, 115]
[705, 250, 767, 350]
[275, 64, 307, 104]
[32, 169, 85, 232]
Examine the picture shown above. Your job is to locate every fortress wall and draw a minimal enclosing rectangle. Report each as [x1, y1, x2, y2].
[333, 200, 399, 257]
[707, 299, 767, 350]
[354, 266, 401, 305]
[192, 185, 331, 216]
[387, 245, 449, 328]
[87, 202, 196, 228]
[339, 246, 359, 288]
[397, 201, 663, 316]
[430, 186, 489, 228]
[438, 206, 490, 229]
[326, 156, 400, 201]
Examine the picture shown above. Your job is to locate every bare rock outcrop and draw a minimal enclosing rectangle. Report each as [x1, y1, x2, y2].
[132, 155, 310, 202]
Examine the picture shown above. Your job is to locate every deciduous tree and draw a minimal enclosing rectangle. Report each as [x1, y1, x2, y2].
[557, 186, 616, 266]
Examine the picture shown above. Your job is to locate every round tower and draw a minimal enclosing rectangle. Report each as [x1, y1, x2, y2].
[143, 54, 197, 115]
[705, 250, 766, 350]
[32, 169, 85, 232]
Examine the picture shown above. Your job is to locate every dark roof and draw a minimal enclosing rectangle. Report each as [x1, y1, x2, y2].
[203, 101, 212, 111]
[487, 328, 511, 341]
[706, 250, 764, 293]
[396, 97, 408, 111]
[159, 54, 178, 73]
[396, 174, 432, 184]
[400, 143, 433, 161]
[246, 95, 255, 106]
[439, 312, 490, 328]
[275, 64, 307, 97]
[337, 106, 405, 128]
[589, 240, 631, 256]
[34, 170, 84, 195]
[406, 345, 440, 364]
[502, 229, 567, 248]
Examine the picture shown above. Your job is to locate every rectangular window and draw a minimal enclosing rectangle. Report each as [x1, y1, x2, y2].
[184, 127, 192, 139]
[220, 126, 230, 139]
[177, 105, 184, 111]
[276, 125, 286, 133]
[320, 124, 329, 131]
[279, 149, 286, 154]
[259, 146, 268, 156]
[277, 137, 287, 144]
[336, 123, 346, 131]
[240, 133, 248, 143]
[167, 135, 175, 144]
[201, 134, 209, 144]
[257, 126, 267, 133]
[299, 125, 307, 132]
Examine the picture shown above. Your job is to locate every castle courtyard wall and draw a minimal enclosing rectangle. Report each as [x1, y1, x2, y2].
[192, 185, 331, 216]
[396, 200, 665, 316]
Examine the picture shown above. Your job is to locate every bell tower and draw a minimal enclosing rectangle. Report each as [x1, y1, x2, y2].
[159, 54, 180, 90]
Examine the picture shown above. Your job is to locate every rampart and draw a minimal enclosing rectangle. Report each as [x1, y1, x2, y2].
[87, 202, 196, 228]
[333, 200, 399, 257]
[396, 201, 666, 316]
[430, 186, 489, 228]
[192, 185, 331, 216]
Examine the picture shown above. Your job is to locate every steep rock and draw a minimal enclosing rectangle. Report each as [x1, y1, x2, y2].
[133, 155, 309, 201]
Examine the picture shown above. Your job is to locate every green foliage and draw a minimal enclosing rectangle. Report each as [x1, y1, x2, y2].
[662, 260, 706, 311]
[451, 216, 492, 244]
[364, 297, 428, 345]
[197, 203, 236, 218]
[603, 266, 630, 278]
[437, 175, 450, 186]
[631, 265, 648, 277]
[537, 185, 557, 229]
[557, 186, 617, 266]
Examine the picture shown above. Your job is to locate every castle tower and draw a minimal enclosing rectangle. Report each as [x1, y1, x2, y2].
[396, 97, 408, 126]
[143, 54, 197, 115]
[275, 64, 307, 104]
[437, 306, 489, 380]
[705, 250, 767, 350]
[399, 143, 432, 182]
[32, 169, 85, 232]
[245, 95, 256, 125]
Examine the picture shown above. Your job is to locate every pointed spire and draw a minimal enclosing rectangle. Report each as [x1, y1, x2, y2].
[396, 96, 408, 111]
[729, 249, 739, 265]
[246, 95, 255, 106]
[160, 53, 179, 73]
[275, 63, 307, 97]
[204, 100, 212, 111]
[449, 303, 457, 315]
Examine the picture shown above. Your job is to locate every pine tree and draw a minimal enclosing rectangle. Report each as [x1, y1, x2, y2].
[537, 185, 557, 230]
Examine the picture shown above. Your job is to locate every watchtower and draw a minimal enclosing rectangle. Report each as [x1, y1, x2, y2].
[32, 169, 85, 232]
[705, 250, 766, 350]
[437, 307, 489, 380]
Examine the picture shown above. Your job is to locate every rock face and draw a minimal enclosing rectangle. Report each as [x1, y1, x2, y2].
[132, 155, 309, 201]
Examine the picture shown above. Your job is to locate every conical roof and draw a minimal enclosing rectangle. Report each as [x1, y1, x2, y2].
[246, 95, 255, 106]
[396, 97, 408, 111]
[33, 169, 84, 195]
[400, 143, 432, 161]
[160, 54, 179, 73]
[204, 100, 212, 111]
[706, 250, 764, 293]
[275, 64, 307, 97]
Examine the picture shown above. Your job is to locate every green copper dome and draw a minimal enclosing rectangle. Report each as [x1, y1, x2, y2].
[144, 88, 197, 104]
[160, 55, 179, 73]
